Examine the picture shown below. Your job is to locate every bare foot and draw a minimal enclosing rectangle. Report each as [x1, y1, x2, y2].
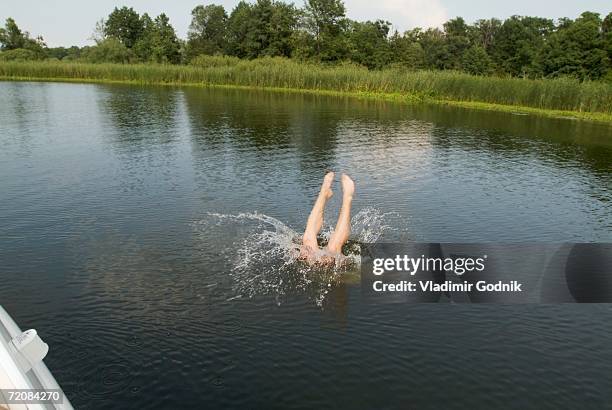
[341, 174, 355, 198]
[320, 171, 334, 199]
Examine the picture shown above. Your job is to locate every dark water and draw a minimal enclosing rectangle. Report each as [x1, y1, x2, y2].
[1, 81, 612, 409]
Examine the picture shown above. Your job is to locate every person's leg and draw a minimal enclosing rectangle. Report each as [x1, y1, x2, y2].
[302, 171, 334, 251]
[326, 174, 355, 254]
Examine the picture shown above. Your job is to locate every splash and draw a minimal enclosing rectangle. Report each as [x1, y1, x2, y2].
[205, 208, 399, 306]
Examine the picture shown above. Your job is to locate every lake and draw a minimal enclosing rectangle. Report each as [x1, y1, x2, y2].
[1, 81, 611, 409]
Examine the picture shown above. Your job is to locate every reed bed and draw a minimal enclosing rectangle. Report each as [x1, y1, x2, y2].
[1, 57, 611, 115]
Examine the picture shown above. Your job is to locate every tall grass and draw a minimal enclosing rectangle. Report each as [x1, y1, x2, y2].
[1, 57, 611, 115]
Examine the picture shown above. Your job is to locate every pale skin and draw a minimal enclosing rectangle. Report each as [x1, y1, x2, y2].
[300, 172, 355, 264]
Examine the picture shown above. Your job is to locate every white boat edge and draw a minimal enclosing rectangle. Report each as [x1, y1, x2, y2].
[0, 306, 73, 410]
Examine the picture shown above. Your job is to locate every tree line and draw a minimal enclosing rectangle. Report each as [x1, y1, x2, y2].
[1, 1, 611, 81]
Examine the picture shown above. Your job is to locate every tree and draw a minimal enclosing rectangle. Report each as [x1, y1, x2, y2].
[46, 46, 72, 60]
[462, 45, 493, 75]
[0, 18, 46, 54]
[538, 12, 608, 80]
[226, 1, 255, 58]
[4, 3, 610, 78]
[601, 12, 612, 73]
[104, 7, 144, 48]
[133, 13, 155, 61]
[150, 13, 181, 63]
[0, 48, 41, 61]
[418, 28, 448, 69]
[264, 0, 299, 57]
[226, 0, 299, 59]
[90, 19, 106, 44]
[348, 20, 392, 69]
[491, 16, 554, 77]
[470, 18, 501, 52]
[102, 8, 180, 63]
[443, 17, 470, 69]
[83, 38, 131, 63]
[389, 30, 425, 69]
[186, 4, 228, 59]
[0, 18, 26, 50]
[301, 0, 348, 61]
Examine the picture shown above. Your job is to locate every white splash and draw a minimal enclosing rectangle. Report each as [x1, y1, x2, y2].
[205, 208, 399, 306]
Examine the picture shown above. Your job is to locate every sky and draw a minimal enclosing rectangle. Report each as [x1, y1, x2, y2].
[1, 0, 610, 47]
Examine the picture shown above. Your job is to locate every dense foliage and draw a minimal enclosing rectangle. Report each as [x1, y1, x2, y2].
[0, 17, 46, 58]
[0, 3, 611, 82]
[2, 58, 611, 118]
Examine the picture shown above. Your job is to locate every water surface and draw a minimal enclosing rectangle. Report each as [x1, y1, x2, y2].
[1, 81, 611, 409]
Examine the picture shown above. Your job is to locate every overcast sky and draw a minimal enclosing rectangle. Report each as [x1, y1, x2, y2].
[2, 0, 610, 47]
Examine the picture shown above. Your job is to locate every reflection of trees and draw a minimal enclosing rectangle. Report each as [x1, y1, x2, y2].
[95, 84, 189, 197]
[419, 104, 612, 177]
[183, 88, 343, 171]
[182, 88, 433, 191]
[183, 88, 349, 212]
[421, 105, 612, 207]
[97, 84, 181, 149]
[0, 82, 53, 154]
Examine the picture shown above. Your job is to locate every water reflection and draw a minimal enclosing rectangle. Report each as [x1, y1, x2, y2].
[182, 88, 341, 179]
[429, 121, 612, 179]
[96, 85, 183, 150]
[0, 82, 62, 157]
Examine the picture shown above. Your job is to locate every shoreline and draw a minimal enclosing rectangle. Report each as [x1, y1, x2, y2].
[2, 75, 612, 123]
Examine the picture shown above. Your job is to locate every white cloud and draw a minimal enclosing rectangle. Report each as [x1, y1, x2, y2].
[346, 0, 449, 32]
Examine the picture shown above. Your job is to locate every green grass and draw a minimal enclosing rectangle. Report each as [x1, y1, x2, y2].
[1, 57, 611, 122]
